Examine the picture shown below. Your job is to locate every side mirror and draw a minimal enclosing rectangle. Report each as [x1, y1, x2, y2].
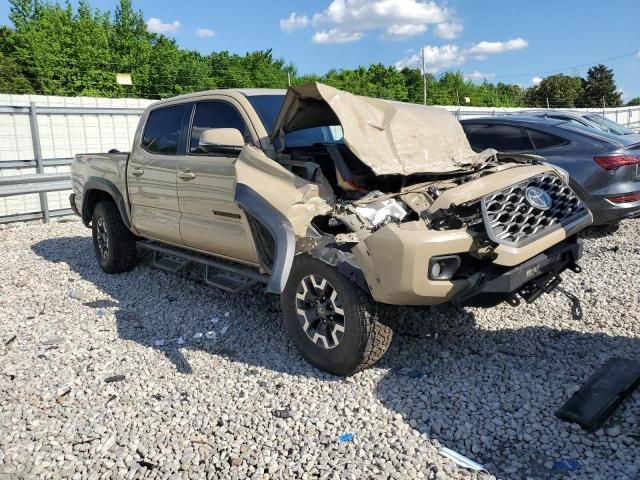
[198, 128, 245, 153]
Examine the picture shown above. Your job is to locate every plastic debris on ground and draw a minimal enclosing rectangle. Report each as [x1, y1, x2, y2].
[392, 367, 425, 378]
[552, 459, 582, 472]
[272, 407, 292, 419]
[220, 326, 229, 336]
[210, 316, 220, 324]
[176, 336, 186, 345]
[104, 375, 126, 383]
[337, 433, 357, 443]
[192, 332, 203, 339]
[555, 357, 640, 431]
[439, 447, 486, 472]
[154, 339, 165, 347]
[205, 331, 217, 341]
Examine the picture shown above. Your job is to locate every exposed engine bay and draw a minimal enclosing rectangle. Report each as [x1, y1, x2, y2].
[274, 140, 546, 261]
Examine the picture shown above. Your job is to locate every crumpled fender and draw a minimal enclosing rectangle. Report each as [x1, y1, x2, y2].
[233, 145, 334, 293]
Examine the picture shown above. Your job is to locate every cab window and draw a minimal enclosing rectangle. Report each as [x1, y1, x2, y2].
[189, 102, 250, 154]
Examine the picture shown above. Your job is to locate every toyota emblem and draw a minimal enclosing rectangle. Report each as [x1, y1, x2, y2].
[525, 187, 552, 210]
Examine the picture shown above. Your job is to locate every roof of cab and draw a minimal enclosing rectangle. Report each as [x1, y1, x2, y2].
[151, 88, 287, 107]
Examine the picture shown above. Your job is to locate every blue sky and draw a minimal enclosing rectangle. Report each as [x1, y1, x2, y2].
[2, 0, 639, 99]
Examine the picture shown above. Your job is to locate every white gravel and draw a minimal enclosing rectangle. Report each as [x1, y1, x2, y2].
[1, 217, 639, 480]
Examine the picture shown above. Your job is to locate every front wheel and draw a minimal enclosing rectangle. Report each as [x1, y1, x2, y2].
[92, 200, 137, 273]
[281, 256, 393, 376]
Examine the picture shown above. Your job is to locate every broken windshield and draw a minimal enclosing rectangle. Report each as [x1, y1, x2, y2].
[246, 94, 343, 148]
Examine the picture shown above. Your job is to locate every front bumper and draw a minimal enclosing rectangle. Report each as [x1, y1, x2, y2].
[452, 238, 583, 307]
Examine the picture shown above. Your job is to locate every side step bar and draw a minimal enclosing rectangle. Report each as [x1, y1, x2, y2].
[137, 241, 269, 292]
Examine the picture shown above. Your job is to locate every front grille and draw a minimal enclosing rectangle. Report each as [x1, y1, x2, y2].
[481, 174, 590, 247]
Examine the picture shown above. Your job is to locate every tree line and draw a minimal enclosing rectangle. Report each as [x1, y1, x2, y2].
[0, 0, 635, 108]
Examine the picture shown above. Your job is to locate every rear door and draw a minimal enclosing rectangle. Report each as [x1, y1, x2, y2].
[177, 98, 259, 264]
[128, 104, 189, 244]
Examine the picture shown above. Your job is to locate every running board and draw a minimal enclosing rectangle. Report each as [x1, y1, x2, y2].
[205, 266, 256, 293]
[137, 241, 268, 292]
[153, 252, 189, 273]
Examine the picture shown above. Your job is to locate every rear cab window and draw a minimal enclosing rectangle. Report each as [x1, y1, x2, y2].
[463, 124, 533, 152]
[141, 105, 188, 154]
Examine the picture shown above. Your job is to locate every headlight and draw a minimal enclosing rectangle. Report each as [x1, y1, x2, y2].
[354, 198, 407, 228]
[428, 255, 461, 280]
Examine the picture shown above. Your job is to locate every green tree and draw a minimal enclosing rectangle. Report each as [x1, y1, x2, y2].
[398, 68, 424, 104]
[524, 74, 583, 108]
[627, 97, 640, 107]
[0, 25, 35, 93]
[580, 64, 623, 107]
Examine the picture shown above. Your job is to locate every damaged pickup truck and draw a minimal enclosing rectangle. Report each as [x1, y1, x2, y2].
[70, 83, 593, 375]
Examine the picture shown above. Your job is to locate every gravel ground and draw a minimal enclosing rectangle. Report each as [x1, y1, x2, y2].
[1, 217, 639, 480]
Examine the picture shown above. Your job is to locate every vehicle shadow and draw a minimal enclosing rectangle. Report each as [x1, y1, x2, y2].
[374, 307, 640, 479]
[31, 235, 330, 381]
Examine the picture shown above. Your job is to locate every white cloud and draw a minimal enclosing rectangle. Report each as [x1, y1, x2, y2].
[464, 71, 495, 81]
[312, 0, 449, 28]
[312, 29, 364, 44]
[196, 28, 215, 38]
[395, 38, 529, 73]
[280, 12, 309, 32]
[395, 45, 464, 72]
[466, 38, 528, 58]
[434, 22, 463, 39]
[384, 24, 427, 40]
[283, 0, 454, 43]
[146, 17, 181, 34]
[531, 76, 543, 86]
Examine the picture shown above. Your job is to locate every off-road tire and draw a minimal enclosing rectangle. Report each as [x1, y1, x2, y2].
[91, 200, 137, 273]
[281, 255, 393, 376]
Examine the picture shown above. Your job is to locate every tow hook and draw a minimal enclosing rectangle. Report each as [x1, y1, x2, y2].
[556, 286, 583, 321]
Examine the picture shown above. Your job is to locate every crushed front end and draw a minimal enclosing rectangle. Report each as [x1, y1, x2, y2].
[334, 164, 593, 309]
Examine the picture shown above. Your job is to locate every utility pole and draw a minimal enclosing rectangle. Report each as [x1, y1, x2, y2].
[421, 47, 427, 106]
[546, 97, 550, 109]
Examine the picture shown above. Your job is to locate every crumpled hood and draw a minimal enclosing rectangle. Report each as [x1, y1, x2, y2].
[271, 82, 495, 176]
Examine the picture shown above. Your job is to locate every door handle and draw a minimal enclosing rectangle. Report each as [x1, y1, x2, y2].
[178, 170, 196, 180]
[131, 167, 144, 176]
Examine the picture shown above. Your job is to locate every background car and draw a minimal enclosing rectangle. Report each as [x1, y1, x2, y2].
[460, 116, 640, 225]
[523, 110, 640, 142]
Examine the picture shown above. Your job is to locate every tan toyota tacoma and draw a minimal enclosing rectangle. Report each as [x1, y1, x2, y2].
[70, 83, 593, 375]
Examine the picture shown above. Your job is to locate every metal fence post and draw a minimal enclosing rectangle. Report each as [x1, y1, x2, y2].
[28, 101, 49, 223]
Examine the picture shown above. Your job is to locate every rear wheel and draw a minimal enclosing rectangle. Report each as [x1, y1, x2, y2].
[281, 256, 393, 376]
[91, 200, 137, 273]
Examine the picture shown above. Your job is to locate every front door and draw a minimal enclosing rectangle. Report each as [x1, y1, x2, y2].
[177, 99, 258, 265]
[128, 104, 189, 244]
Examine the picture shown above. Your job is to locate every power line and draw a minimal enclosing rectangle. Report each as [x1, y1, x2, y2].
[489, 51, 639, 79]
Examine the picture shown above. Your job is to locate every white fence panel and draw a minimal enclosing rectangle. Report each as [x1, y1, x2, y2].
[0, 93, 638, 220]
[0, 94, 154, 218]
